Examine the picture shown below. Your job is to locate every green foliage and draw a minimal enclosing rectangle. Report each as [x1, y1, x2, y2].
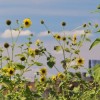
[93, 64, 100, 83]
[89, 38, 100, 50]
[0, 13, 100, 99]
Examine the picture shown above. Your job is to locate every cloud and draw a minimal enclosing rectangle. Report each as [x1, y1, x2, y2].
[38, 31, 50, 37]
[1, 29, 33, 38]
[38, 30, 92, 37]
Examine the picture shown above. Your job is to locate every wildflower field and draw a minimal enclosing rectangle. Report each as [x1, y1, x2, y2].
[0, 3, 100, 100]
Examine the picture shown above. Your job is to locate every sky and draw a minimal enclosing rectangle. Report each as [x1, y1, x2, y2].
[0, 0, 100, 80]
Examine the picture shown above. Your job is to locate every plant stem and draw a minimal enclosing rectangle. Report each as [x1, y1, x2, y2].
[6, 48, 10, 60]
[15, 30, 21, 43]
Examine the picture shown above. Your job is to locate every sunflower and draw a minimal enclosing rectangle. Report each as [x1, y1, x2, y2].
[35, 39, 41, 46]
[72, 34, 77, 44]
[7, 67, 15, 76]
[40, 68, 47, 76]
[57, 73, 65, 80]
[23, 18, 32, 28]
[28, 48, 35, 57]
[76, 57, 84, 66]
[53, 34, 61, 40]
[62, 36, 66, 41]
[51, 75, 56, 81]
[40, 76, 46, 82]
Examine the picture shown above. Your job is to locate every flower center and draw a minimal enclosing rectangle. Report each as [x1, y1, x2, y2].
[10, 70, 13, 74]
[42, 70, 45, 73]
[78, 59, 82, 63]
[42, 78, 44, 81]
[25, 21, 29, 25]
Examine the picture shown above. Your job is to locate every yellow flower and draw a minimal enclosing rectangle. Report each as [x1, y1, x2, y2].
[76, 57, 84, 66]
[35, 39, 41, 46]
[54, 34, 61, 40]
[7, 67, 15, 76]
[62, 36, 66, 41]
[28, 48, 35, 57]
[23, 18, 32, 28]
[57, 73, 65, 80]
[51, 75, 56, 81]
[40, 68, 47, 76]
[40, 76, 46, 82]
[72, 34, 77, 44]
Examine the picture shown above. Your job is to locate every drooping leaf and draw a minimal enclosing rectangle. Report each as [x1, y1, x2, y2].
[85, 38, 91, 42]
[96, 29, 100, 33]
[34, 62, 43, 66]
[14, 63, 25, 70]
[89, 38, 100, 50]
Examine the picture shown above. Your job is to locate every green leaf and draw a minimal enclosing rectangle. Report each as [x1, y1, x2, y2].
[85, 38, 91, 42]
[73, 86, 80, 93]
[14, 63, 25, 70]
[47, 61, 55, 68]
[34, 62, 43, 66]
[65, 48, 70, 52]
[89, 38, 100, 50]
[91, 9, 100, 13]
[75, 72, 81, 78]
[33, 93, 41, 98]
[74, 50, 80, 54]
[96, 29, 100, 33]
[93, 64, 100, 83]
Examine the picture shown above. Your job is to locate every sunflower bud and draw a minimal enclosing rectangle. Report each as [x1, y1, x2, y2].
[83, 24, 87, 28]
[41, 20, 44, 24]
[48, 30, 51, 34]
[20, 56, 26, 61]
[29, 42, 32, 44]
[6, 20, 11, 25]
[62, 22, 66, 26]
[35, 49, 40, 55]
[62, 36, 66, 41]
[4, 43, 9, 48]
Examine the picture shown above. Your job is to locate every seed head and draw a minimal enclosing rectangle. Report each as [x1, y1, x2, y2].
[4, 43, 9, 48]
[6, 20, 11, 25]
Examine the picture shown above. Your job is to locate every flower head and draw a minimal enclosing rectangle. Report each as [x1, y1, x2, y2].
[40, 76, 46, 82]
[35, 39, 41, 46]
[62, 36, 66, 41]
[28, 48, 35, 57]
[6, 20, 11, 25]
[7, 67, 15, 76]
[20, 56, 26, 61]
[23, 18, 32, 28]
[61, 22, 66, 26]
[40, 68, 47, 76]
[51, 75, 56, 81]
[54, 34, 61, 40]
[40, 20, 44, 24]
[76, 57, 84, 66]
[4, 43, 9, 48]
[57, 73, 65, 80]
[72, 34, 77, 44]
